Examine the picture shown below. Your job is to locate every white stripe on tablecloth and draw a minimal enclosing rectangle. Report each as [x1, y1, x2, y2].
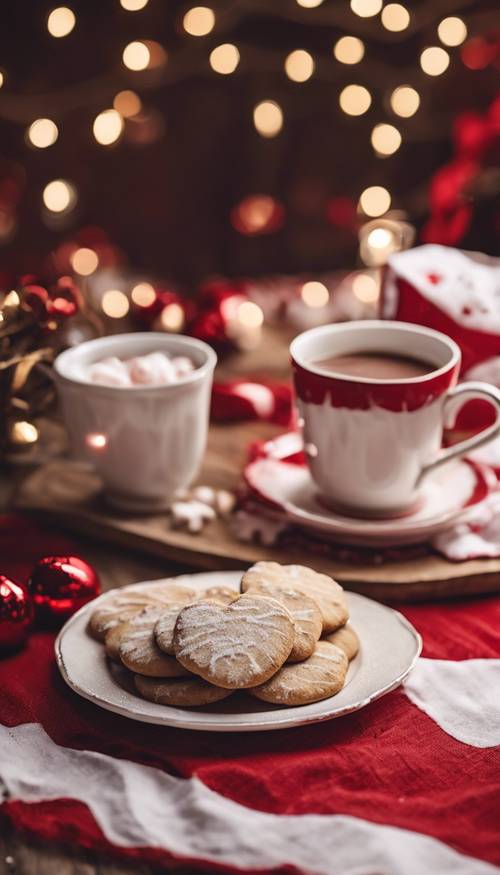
[403, 658, 500, 748]
[1, 722, 498, 875]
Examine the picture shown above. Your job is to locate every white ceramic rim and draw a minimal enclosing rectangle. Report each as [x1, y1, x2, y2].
[54, 332, 218, 394]
[55, 571, 422, 733]
[290, 320, 461, 385]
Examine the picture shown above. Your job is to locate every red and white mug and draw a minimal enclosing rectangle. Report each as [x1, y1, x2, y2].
[290, 320, 500, 517]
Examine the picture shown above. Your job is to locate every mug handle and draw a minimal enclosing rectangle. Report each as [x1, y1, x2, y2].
[417, 380, 500, 486]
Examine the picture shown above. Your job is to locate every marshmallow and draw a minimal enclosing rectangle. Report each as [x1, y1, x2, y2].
[191, 485, 217, 507]
[127, 352, 177, 386]
[172, 356, 195, 378]
[88, 357, 131, 387]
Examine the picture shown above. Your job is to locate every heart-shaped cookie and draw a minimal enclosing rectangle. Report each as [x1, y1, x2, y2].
[173, 593, 295, 689]
[154, 588, 239, 656]
[118, 605, 190, 677]
[242, 581, 322, 663]
[324, 624, 359, 661]
[242, 562, 348, 634]
[249, 640, 348, 706]
[199, 586, 239, 605]
[88, 582, 195, 641]
[134, 674, 233, 707]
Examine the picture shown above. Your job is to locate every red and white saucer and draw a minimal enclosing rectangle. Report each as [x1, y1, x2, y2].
[244, 437, 497, 547]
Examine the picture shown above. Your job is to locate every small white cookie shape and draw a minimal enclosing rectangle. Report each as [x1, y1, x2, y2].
[170, 487, 236, 534]
[173, 593, 295, 689]
[170, 500, 216, 533]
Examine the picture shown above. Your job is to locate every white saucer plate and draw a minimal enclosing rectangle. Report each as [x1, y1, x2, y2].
[56, 571, 421, 733]
[245, 456, 495, 547]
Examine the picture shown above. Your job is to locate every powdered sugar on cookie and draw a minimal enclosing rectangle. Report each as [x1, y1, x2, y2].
[173, 594, 295, 689]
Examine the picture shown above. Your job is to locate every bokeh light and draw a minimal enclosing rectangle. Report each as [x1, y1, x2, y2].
[113, 90, 142, 117]
[420, 46, 450, 76]
[27, 118, 58, 148]
[93, 109, 124, 146]
[11, 421, 38, 444]
[143, 41, 167, 69]
[4, 291, 20, 308]
[209, 43, 240, 74]
[183, 7, 215, 36]
[352, 273, 379, 302]
[125, 108, 164, 144]
[350, 0, 382, 17]
[381, 4, 410, 31]
[367, 227, 393, 248]
[47, 7, 75, 37]
[371, 123, 401, 156]
[237, 301, 264, 328]
[71, 247, 99, 276]
[390, 85, 420, 117]
[296, 0, 324, 7]
[0, 72, 4, 89]
[285, 50, 315, 82]
[231, 195, 283, 235]
[43, 179, 76, 213]
[122, 41, 150, 70]
[253, 101, 283, 137]
[333, 36, 365, 64]
[102, 290, 130, 318]
[339, 84, 371, 116]
[461, 36, 496, 70]
[86, 433, 107, 449]
[359, 186, 391, 216]
[120, 0, 149, 9]
[131, 282, 156, 307]
[161, 303, 184, 331]
[301, 281, 329, 308]
[438, 17, 467, 46]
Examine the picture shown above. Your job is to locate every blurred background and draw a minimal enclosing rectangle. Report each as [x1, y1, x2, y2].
[0, 0, 498, 288]
[0, 0, 499, 456]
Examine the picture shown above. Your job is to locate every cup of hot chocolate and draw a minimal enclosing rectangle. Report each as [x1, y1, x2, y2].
[54, 333, 217, 512]
[290, 320, 500, 517]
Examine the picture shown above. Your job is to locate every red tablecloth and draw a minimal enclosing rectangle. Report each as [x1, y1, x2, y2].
[1, 514, 499, 874]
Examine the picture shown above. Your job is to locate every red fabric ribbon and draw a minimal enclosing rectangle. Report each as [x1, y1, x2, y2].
[211, 380, 294, 426]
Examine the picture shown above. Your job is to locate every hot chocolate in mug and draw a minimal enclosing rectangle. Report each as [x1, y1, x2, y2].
[290, 320, 500, 517]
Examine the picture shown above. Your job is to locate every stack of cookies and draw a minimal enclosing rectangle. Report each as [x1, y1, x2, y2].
[88, 562, 359, 709]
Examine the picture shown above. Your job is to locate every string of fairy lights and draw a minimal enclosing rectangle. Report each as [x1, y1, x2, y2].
[7, 1, 472, 220]
[0, 0, 485, 323]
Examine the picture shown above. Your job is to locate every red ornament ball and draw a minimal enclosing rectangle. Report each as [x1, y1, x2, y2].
[0, 575, 34, 651]
[29, 556, 101, 625]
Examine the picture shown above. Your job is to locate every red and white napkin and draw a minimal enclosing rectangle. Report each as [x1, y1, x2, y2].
[383, 244, 500, 470]
[383, 245, 500, 375]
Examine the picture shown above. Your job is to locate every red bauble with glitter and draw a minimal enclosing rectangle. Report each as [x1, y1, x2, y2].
[0, 575, 34, 651]
[29, 556, 101, 625]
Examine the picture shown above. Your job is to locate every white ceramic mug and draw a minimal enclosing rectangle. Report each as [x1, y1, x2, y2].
[54, 332, 217, 512]
[290, 320, 500, 517]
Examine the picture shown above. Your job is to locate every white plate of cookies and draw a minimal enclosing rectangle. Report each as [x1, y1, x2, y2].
[55, 563, 422, 732]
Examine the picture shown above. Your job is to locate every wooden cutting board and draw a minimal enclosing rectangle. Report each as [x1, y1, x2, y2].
[14, 419, 500, 603]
